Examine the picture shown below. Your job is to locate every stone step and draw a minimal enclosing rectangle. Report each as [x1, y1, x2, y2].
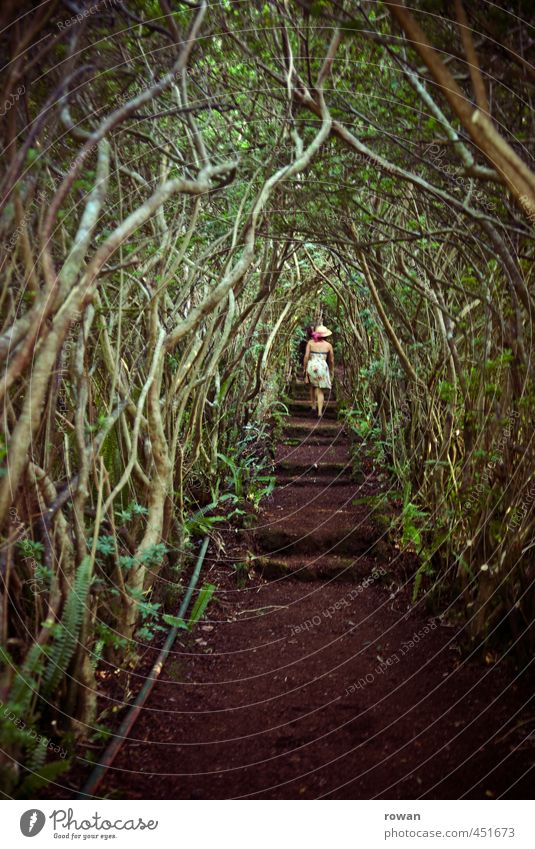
[254, 553, 384, 583]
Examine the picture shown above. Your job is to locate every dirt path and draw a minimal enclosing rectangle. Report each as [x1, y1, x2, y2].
[90, 382, 533, 800]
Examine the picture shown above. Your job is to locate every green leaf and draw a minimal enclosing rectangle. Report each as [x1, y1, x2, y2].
[162, 613, 189, 630]
[438, 380, 456, 402]
[188, 583, 216, 627]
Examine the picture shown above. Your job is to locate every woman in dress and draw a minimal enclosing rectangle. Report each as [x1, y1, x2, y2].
[303, 325, 334, 417]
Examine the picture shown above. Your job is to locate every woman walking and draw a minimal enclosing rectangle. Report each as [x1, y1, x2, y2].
[303, 325, 334, 417]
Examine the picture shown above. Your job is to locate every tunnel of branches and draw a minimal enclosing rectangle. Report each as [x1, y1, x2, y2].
[0, 0, 534, 795]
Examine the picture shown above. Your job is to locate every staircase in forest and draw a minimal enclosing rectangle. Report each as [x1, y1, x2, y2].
[254, 379, 390, 581]
[89, 377, 534, 801]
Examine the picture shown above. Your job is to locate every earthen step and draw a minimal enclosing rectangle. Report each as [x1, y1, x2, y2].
[255, 521, 387, 557]
[291, 384, 337, 402]
[254, 553, 385, 582]
[276, 442, 349, 464]
[289, 386, 310, 400]
[269, 482, 367, 506]
[282, 420, 345, 439]
[288, 400, 337, 419]
[275, 474, 358, 487]
[282, 435, 345, 447]
[275, 460, 353, 477]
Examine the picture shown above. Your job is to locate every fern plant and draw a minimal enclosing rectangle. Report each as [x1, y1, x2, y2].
[42, 556, 92, 697]
[0, 645, 44, 779]
[4, 642, 46, 714]
[0, 643, 70, 796]
[217, 451, 245, 499]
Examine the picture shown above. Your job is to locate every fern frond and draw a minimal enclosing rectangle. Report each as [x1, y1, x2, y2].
[42, 556, 92, 697]
[9, 644, 46, 712]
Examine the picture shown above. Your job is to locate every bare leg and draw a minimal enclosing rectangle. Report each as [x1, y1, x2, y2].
[317, 388, 324, 417]
[309, 384, 316, 409]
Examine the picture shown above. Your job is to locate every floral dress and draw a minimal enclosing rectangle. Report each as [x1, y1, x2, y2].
[306, 351, 331, 389]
